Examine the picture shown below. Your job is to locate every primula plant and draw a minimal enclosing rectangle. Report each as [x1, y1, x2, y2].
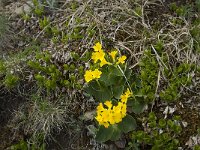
[84, 42, 137, 142]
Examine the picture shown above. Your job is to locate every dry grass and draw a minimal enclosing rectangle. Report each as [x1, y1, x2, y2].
[26, 0, 199, 68]
[0, 14, 13, 52]
[12, 96, 64, 136]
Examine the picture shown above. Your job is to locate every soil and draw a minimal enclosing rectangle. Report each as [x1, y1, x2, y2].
[0, 88, 26, 149]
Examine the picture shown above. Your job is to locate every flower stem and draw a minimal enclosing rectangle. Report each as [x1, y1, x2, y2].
[117, 65, 133, 93]
[96, 79, 101, 88]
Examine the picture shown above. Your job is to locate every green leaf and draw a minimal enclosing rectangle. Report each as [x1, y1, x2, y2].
[127, 96, 146, 114]
[158, 119, 166, 128]
[112, 85, 124, 99]
[110, 125, 121, 141]
[148, 112, 157, 121]
[131, 97, 146, 114]
[4, 74, 19, 88]
[124, 67, 132, 79]
[105, 65, 123, 75]
[85, 80, 112, 102]
[100, 65, 123, 86]
[118, 115, 137, 133]
[194, 145, 200, 150]
[110, 65, 123, 76]
[96, 125, 114, 142]
[167, 119, 174, 128]
[35, 74, 44, 82]
[0, 60, 6, 74]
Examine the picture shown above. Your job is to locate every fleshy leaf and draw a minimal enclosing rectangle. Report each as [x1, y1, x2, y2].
[112, 85, 124, 99]
[100, 65, 123, 86]
[85, 80, 112, 102]
[110, 125, 121, 141]
[96, 125, 114, 142]
[127, 96, 146, 114]
[118, 114, 137, 133]
[131, 96, 146, 114]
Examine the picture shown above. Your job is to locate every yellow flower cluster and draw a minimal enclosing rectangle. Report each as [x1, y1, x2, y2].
[84, 42, 127, 83]
[84, 69, 102, 83]
[95, 89, 132, 128]
[91, 42, 111, 67]
[91, 42, 127, 66]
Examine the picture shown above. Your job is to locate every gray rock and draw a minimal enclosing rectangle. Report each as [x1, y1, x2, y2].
[14, 1, 33, 15]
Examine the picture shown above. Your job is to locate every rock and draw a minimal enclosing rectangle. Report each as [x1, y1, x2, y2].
[82, 110, 96, 121]
[14, 1, 33, 15]
[115, 139, 126, 149]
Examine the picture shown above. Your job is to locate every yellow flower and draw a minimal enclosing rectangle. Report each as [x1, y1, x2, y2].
[109, 51, 118, 62]
[84, 69, 102, 83]
[102, 122, 109, 128]
[84, 70, 93, 83]
[112, 104, 123, 123]
[121, 104, 127, 117]
[93, 42, 102, 52]
[120, 88, 132, 103]
[91, 51, 105, 64]
[95, 115, 103, 123]
[112, 105, 121, 114]
[109, 117, 115, 125]
[95, 99, 128, 128]
[98, 51, 105, 60]
[100, 58, 110, 67]
[95, 89, 131, 128]
[97, 103, 104, 112]
[92, 69, 102, 79]
[113, 114, 122, 123]
[91, 43, 112, 67]
[125, 88, 132, 96]
[120, 94, 128, 103]
[104, 101, 112, 109]
[117, 55, 127, 64]
[91, 52, 99, 63]
[101, 110, 110, 121]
